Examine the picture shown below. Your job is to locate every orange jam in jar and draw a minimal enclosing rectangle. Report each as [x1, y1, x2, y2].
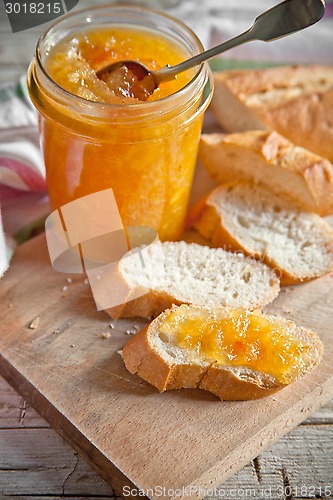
[27, 5, 213, 240]
[159, 307, 311, 384]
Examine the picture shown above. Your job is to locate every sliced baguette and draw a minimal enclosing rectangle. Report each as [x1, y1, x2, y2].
[199, 131, 333, 215]
[106, 241, 279, 319]
[122, 304, 323, 400]
[192, 182, 333, 285]
[210, 65, 333, 161]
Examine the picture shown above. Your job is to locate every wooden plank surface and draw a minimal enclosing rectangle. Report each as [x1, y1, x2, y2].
[1, 374, 332, 499]
[0, 234, 333, 499]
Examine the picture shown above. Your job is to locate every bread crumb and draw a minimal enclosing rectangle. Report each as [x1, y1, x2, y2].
[53, 329, 60, 334]
[102, 332, 111, 339]
[62, 285, 68, 292]
[66, 277, 72, 284]
[29, 317, 40, 329]
[8, 303, 13, 308]
[109, 323, 114, 329]
[70, 344, 75, 347]
[125, 328, 137, 335]
[84, 278, 89, 285]
[117, 349, 123, 356]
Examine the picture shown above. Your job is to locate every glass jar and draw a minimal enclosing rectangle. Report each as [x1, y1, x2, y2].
[27, 4, 213, 240]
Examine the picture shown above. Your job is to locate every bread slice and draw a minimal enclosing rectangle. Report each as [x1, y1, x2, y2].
[122, 304, 323, 400]
[199, 131, 333, 216]
[192, 182, 333, 285]
[210, 65, 333, 161]
[106, 241, 279, 319]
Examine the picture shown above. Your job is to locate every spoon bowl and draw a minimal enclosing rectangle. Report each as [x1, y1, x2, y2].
[96, 0, 326, 100]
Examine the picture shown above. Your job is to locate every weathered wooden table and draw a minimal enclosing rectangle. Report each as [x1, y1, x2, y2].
[0, 1, 332, 498]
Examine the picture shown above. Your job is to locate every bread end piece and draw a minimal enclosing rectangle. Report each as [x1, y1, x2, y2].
[210, 66, 333, 162]
[199, 131, 333, 216]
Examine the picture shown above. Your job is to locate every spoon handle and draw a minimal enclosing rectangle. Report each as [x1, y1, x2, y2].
[155, 0, 325, 85]
[155, 29, 253, 83]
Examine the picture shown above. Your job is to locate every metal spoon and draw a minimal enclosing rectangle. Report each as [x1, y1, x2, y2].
[96, 0, 326, 100]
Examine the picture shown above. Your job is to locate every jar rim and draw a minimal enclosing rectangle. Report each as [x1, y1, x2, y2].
[35, 3, 207, 111]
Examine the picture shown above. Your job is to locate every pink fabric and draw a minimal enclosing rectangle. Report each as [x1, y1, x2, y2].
[0, 77, 48, 277]
[0, 157, 46, 192]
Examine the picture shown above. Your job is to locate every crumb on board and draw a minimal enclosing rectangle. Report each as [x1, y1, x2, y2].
[109, 323, 114, 329]
[53, 329, 60, 334]
[66, 277, 72, 284]
[125, 325, 141, 335]
[62, 285, 68, 292]
[8, 303, 13, 308]
[70, 344, 75, 348]
[84, 278, 89, 285]
[117, 349, 123, 357]
[29, 317, 40, 329]
[102, 332, 111, 339]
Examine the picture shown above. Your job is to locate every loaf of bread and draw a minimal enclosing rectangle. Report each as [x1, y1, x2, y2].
[191, 182, 333, 285]
[106, 241, 279, 319]
[199, 131, 333, 216]
[122, 304, 323, 400]
[210, 65, 333, 161]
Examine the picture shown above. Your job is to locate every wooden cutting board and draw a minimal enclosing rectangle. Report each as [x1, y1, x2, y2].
[0, 233, 333, 499]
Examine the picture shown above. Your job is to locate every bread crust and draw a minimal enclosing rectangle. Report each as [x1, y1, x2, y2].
[122, 327, 209, 392]
[214, 65, 333, 101]
[211, 65, 333, 162]
[199, 131, 333, 216]
[107, 289, 182, 320]
[258, 90, 333, 166]
[121, 305, 323, 401]
[199, 364, 281, 401]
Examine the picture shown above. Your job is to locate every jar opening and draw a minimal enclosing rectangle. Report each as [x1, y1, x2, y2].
[35, 4, 207, 110]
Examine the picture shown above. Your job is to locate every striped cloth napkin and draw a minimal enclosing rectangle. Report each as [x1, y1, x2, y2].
[0, 77, 48, 277]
